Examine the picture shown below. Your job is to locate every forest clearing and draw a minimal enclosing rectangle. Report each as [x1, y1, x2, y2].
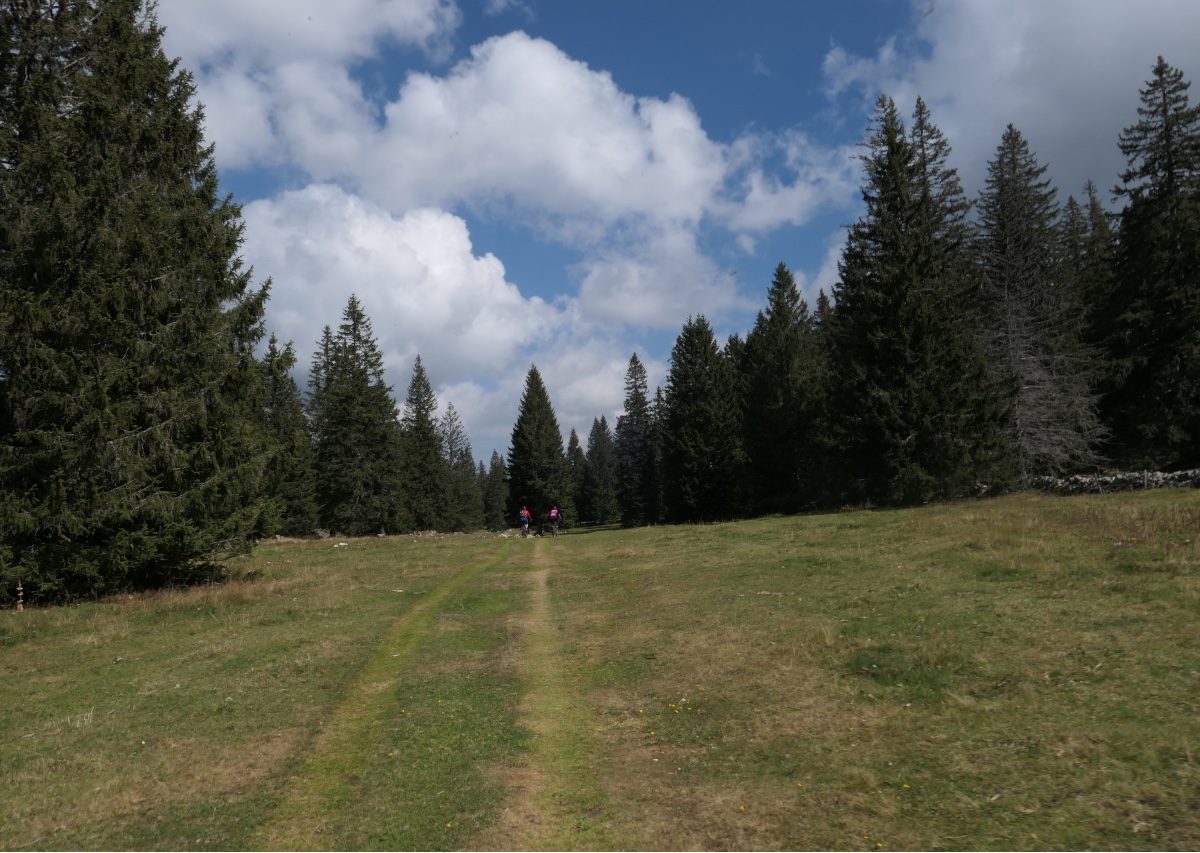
[3, 490, 1198, 850]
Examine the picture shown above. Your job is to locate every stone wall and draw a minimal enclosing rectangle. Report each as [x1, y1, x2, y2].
[1029, 469, 1200, 495]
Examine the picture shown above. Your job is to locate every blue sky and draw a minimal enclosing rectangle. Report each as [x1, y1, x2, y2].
[156, 0, 1199, 460]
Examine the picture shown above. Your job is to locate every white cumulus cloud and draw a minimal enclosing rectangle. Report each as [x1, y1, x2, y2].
[574, 226, 748, 327]
[161, 14, 849, 333]
[366, 32, 727, 230]
[160, 0, 461, 170]
[822, 0, 1200, 199]
[242, 184, 560, 388]
[162, 0, 460, 66]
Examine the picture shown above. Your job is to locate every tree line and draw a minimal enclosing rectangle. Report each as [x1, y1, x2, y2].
[534, 58, 1200, 526]
[1, 0, 1197, 603]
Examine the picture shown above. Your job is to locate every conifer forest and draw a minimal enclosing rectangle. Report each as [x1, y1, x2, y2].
[2, 1, 1199, 603]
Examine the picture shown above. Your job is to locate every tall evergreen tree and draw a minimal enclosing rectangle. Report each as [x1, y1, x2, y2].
[565, 428, 586, 524]
[482, 450, 509, 530]
[827, 96, 1006, 506]
[813, 290, 833, 334]
[661, 316, 744, 522]
[1078, 183, 1115, 343]
[976, 125, 1105, 479]
[1064, 182, 1120, 353]
[306, 326, 335, 436]
[740, 262, 823, 513]
[581, 416, 620, 524]
[1065, 183, 1120, 421]
[475, 460, 488, 528]
[258, 335, 317, 536]
[401, 355, 448, 531]
[808, 289, 838, 506]
[438, 403, 481, 532]
[724, 332, 749, 402]
[0, 0, 269, 603]
[1061, 193, 1089, 298]
[911, 97, 1012, 491]
[614, 354, 654, 526]
[308, 296, 406, 536]
[647, 386, 667, 524]
[1104, 57, 1200, 469]
[507, 366, 574, 527]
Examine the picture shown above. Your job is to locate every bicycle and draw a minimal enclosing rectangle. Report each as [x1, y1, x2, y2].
[549, 519, 559, 537]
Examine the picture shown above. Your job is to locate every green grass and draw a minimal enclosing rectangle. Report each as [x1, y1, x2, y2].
[2, 491, 1199, 850]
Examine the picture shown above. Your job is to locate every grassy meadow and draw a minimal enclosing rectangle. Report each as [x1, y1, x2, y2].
[1, 490, 1198, 850]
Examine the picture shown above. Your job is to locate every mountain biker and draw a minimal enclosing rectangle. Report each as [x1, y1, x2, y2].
[549, 505, 560, 535]
[519, 506, 531, 538]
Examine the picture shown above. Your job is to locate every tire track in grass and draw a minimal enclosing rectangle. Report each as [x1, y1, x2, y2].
[474, 538, 613, 851]
[255, 541, 512, 850]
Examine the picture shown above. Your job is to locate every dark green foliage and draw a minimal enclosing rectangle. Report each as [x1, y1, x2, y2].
[813, 289, 833, 334]
[481, 451, 508, 530]
[724, 332, 749, 400]
[827, 96, 1007, 506]
[614, 354, 656, 526]
[647, 386, 666, 523]
[1104, 57, 1200, 469]
[506, 366, 574, 528]
[1059, 192, 1093, 345]
[401, 355, 448, 531]
[581, 416, 620, 524]
[739, 262, 826, 512]
[439, 404, 482, 532]
[565, 428, 586, 524]
[975, 125, 1105, 480]
[257, 335, 317, 536]
[0, 0, 269, 603]
[475, 459, 488, 528]
[308, 297, 406, 536]
[1076, 182, 1119, 348]
[661, 316, 745, 522]
[808, 290, 838, 499]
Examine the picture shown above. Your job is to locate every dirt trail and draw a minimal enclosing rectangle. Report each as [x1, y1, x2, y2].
[471, 539, 609, 851]
[255, 542, 510, 850]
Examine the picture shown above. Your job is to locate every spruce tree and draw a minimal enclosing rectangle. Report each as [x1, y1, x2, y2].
[475, 460, 489, 528]
[813, 290, 833, 334]
[827, 96, 1006, 506]
[566, 428, 586, 524]
[614, 354, 654, 526]
[482, 450, 509, 530]
[1105, 57, 1200, 469]
[438, 403, 481, 532]
[1079, 182, 1118, 347]
[507, 366, 574, 528]
[306, 326, 335, 439]
[808, 289, 837, 507]
[1064, 183, 1120, 359]
[661, 316, 744, 522]
[976, 125, 1105, 479]
[401, 355, 448, 531]
[1061, 193, 1089, 297]
[0, 0, 269, 602]
[647, 386, 667, 523]
[740, 262, 823, 513]
[581, 416, 620, 524]
[308, 296, 406, 536]
[258, 335, 317, 536]
[724, 332, 749, 402]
